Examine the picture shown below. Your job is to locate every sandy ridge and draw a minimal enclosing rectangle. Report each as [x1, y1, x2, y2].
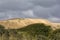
[0, 18, 60, 30]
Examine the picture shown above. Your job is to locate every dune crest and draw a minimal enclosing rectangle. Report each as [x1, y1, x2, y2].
[0, 18, 60, 30]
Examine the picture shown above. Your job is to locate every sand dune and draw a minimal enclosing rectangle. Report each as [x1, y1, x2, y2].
[0, 18, 60, 30]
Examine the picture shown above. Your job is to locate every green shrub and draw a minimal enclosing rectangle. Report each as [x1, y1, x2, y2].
[0, 25, 5, 29]
[0, 25, 5, 36]
[36, 35, 49, 40]
[0, 23, 53, 40]
[49, 29, 60, 40]
[19, 23, 52, 37]
[2, 31, 9, 40]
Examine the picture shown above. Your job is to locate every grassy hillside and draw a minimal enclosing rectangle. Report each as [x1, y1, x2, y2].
[0, 23, 60, 40]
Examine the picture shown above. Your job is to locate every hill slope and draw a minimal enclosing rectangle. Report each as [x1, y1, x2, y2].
[0, 18, 60, 30]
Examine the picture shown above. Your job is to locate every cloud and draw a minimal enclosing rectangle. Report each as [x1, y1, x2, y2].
[57, 0, 60, 4]
[31, 0, 57, 7]
[49, 5, 60, 18]
[47, 13, 60, 22]
[33, 6, 50, 18]
[22, 10, 35, 17]
[48, 16, 60, 22]
[0, 0, 60, 22]
[0, 0, 34, 11]
[0, 0, 57, 11]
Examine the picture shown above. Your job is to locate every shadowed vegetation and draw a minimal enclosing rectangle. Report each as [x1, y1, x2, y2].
[19, 23, 52, 37]
[49, 29, 60, 40]
[0, 23, 59, 40]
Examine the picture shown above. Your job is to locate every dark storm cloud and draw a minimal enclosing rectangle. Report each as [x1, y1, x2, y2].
[50, 5, 60, 18]
[30, 0, 57, 7]
[33, 6, 50, 18]
[0, 0, 35, 19]
[0, 0, 60, 22]
[57, 0, 60, 4]
[0, 0, 34, 11]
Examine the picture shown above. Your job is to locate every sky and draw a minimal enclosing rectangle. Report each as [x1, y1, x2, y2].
[0, 0, 60, 22]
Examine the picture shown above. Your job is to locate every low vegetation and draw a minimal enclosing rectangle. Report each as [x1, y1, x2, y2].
[19, 23, 52, 37]
[0, 23, 60, 40]
[49, 29, 60, 40]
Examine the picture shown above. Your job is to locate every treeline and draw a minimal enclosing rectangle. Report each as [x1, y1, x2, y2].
[0, 23, 60, 40]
